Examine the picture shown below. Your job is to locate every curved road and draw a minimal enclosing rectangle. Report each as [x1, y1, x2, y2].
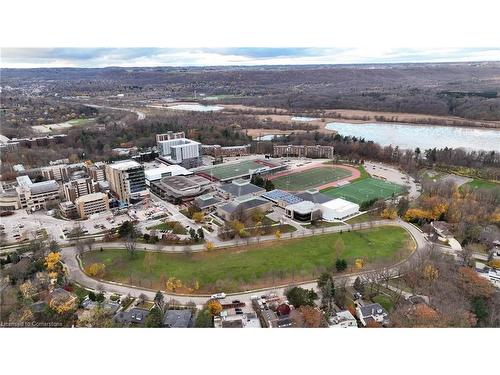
[61, 220, 428, 306]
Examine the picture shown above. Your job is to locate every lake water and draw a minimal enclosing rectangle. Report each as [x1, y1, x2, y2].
[325, 122, 500, 152]
[291, 116, 318, 122]
[169, 104, 223, 112]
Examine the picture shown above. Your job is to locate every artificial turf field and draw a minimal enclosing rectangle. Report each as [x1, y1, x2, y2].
[271, 166, 352, 191]
[321, 177, 404, 204]
[199, 160, 274, 181]
[81, 226, 411, 293]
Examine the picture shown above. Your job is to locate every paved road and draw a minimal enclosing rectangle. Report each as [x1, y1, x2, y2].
[60, 219, 428, 307]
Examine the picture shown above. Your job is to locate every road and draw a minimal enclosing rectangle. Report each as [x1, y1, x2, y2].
[60, 219, 429, 307]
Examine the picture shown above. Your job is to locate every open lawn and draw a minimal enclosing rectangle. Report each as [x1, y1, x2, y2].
[81, 226, 412, 293]
[372, 294, 395, 312]
[272, 167, 351, 191]
[321, 178, 404, 205]
[464, 179, 500, 191]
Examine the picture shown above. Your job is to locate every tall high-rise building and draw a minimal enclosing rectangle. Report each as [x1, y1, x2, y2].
[105, 160, 148, 204]
[157, 135, 202, 168]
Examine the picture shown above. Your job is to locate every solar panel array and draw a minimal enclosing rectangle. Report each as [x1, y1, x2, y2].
[262, 189, 303, 205]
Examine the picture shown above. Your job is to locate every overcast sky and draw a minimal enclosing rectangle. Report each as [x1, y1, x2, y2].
[2, 47, 500, 68]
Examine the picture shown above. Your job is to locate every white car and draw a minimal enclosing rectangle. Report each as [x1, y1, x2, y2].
[211, 292, 226, 300]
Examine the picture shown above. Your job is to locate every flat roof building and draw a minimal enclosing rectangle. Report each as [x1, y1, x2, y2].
[285, 200, 322, 222]
[144, 164, 191, 186]
[75, 192, 110, 219]
[150, 175, 211, 203]
[321, 198, 360, 221]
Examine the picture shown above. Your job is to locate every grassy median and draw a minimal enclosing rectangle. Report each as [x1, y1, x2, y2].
[81, 226, 412, 293]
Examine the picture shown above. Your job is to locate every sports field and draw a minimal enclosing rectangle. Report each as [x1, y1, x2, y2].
[321, 177, 404, 204]
[272, 166, 352, 191]
[81, 226, 411, 293]
[198, 160, 276, 181]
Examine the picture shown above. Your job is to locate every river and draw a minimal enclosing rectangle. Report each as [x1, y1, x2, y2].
[325, 122, 500, 152]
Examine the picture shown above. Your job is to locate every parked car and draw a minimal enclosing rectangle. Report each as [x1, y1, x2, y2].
[211, 292, 226, 300]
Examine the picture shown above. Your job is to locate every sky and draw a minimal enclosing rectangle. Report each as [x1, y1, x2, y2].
[2, 47, 500, 68]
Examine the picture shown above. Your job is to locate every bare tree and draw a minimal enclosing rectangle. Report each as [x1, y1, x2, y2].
[124, 233, 138, 257]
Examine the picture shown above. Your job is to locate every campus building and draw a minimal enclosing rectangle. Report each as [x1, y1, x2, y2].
[156, 131, 185, 142]
[15, 176, 61, 211]
[41, 164, 70, 182]
[217, 179, 265, 199]
[105, 160, 148, 204]
[0, 191, 21, 211]
[320, 198, 360, 221]
[157, 134, 202, 168]
[85, 162, 107, 182]
[63, 177, 97, 202]
[202, 144, 251, 158]
[150, 175, 212, 203]
[144, 164, 191, 186]
[75, 192, 110, 219]
[217, 196, 272, 222]
[273, 144, 334, 159]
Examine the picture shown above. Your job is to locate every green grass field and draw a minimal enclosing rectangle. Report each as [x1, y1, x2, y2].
[272, 167, 352, 191]
[321, 178, 404, 205]
[81, 226, 412, 293]
[464, 179, 500, 191]
[200, 160, 274, 181]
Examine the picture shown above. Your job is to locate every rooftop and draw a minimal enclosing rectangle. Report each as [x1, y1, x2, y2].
[219, 196, 270, 214]
[262, 189, 303, 205]
[75, 192, 107, 204]
[321, 198, 359, 210]
[108, 160, 142, 171]
[114, 308, 150, 325]
[285, 200, 318, 214]
[359, 303, 388, 318]
[219, 179, 265, 197]
[163, 309, 193, 328]
[296, 189, 332, 204]
[30, 180, 60, 195]
[194, 194, 222, 209]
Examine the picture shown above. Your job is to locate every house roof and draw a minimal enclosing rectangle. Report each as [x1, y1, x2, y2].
[114, 308, 150, 324]
[219, 180, 265, 197]
[359, 303, 388, 318]
[163, 309, 193, 328]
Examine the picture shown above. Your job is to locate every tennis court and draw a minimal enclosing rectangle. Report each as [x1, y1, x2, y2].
[197, 160, 278, 181]
[321, 177, 404, 204]
[271, 166, 352, 191]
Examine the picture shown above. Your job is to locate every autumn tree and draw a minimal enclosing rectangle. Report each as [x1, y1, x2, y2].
[192, 211, 204, 223]
[206, 299, 223, 316]
[84, 263, 106, 277]
[291, 306, 323, 328]
[166, 277, 183, 292]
